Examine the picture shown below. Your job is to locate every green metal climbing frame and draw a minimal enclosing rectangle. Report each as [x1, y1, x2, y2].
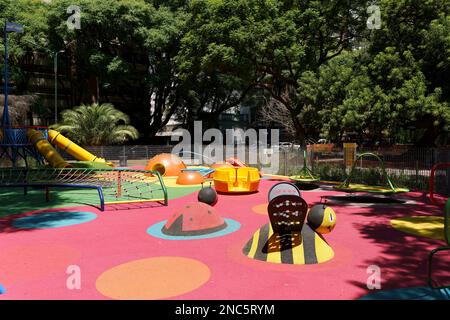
[289, 150, 320, 183]
[334, 152, 409, 194]
[428, 198, 450, 289]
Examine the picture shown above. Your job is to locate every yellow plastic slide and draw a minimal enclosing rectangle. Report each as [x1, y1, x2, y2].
[27, 129, 72, 168]
[47, 129, 113, 167]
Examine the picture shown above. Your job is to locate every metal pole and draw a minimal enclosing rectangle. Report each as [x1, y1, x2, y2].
[415, 160, 419, 189]
[2, 22, 9, 126]
[54, 52, 58, 124]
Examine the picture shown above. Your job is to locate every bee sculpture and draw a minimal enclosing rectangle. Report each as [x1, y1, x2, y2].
[243, 182, 337, 265]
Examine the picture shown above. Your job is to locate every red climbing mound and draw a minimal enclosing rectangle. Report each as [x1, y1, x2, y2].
[162, 202, 227, 236]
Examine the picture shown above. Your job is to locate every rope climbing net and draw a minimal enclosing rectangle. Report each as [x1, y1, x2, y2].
[0, 167, 168, 208]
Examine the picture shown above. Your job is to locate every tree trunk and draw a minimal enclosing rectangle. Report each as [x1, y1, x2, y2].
[291, 113, 306, 146]
[88, 74, 98, 104]
[415, 116, 441, 147]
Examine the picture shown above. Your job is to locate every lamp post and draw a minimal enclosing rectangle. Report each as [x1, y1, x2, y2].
[2, 23, 9, 126]
[54, 49, 65, 124]
[21, 39, 74, 125]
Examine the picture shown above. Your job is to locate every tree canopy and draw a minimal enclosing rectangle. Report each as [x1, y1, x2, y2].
[1, 0, 449, 146]
[298, 0, 450, 145]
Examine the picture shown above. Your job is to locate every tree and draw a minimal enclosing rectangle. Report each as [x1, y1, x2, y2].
[0, 0, 50, 94]
[141, 1, 191, 137]
[366, 0, 450, 145]
[2, 0, 196, 140]
[177, 0, 369, 144]
[297, 0, 450, 146]
[44, 0, 191, 140]
[2, 0, 449, 146]
[298, 49, 450, 146]
[52, 103, 139, 145]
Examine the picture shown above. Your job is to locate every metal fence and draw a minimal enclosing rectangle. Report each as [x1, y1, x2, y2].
[59, 145, 174, 166]
[292, 146, 450, 193]
[40, 144, 450, 194]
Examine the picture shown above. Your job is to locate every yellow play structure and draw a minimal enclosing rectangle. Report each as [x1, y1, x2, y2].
[213, 167, 260, 193]
[27, 129, 113, 168]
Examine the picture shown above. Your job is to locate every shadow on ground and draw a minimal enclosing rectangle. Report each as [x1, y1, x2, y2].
[346, 203, 450, 298]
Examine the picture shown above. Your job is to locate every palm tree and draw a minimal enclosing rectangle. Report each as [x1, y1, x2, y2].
[52, 103, 139, 146]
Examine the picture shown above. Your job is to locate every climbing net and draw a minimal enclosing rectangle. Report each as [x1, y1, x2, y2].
[0, 168, 168, 206]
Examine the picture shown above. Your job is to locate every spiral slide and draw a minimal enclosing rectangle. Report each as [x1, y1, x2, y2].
[47, 130, 113, 167]
[27, 129, 72, 168]
[27, 129, 113, 168]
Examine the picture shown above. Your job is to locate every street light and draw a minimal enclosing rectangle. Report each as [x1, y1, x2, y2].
[53, 40, 75, 124]
[54, 49, 65, 124]
[21, 38, 74, 125]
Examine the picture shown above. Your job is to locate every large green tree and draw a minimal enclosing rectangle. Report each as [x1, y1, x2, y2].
[2, 0, 193, 139]
[0, 0, 49, 93]
[298, 0, 450, 146]
[367, 0, 450, 145]
[2, 0, 449, 146]
[45, 0, 176, 139]
[177, 0, 369, 144]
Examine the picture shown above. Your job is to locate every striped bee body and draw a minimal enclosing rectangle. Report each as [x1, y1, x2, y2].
[244, 186, 335, 265]
[242, 223, 334, 265]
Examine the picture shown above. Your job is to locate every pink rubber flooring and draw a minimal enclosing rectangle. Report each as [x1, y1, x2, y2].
[0, 180, 448, 300]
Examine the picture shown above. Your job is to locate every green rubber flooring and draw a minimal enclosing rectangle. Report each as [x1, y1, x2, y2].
[0, 185, 201, 218]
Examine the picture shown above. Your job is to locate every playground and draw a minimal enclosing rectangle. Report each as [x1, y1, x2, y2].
[0, 7, 449, 301]
[0, 144, 449, 299]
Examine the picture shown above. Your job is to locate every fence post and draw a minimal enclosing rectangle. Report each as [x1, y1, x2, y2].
[117, 171, 122, 198]
[284, 150, 287, 176]
[119, 146, 127, 167]
[432, 148, 437, 167]
[415, 160, 419, 189]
